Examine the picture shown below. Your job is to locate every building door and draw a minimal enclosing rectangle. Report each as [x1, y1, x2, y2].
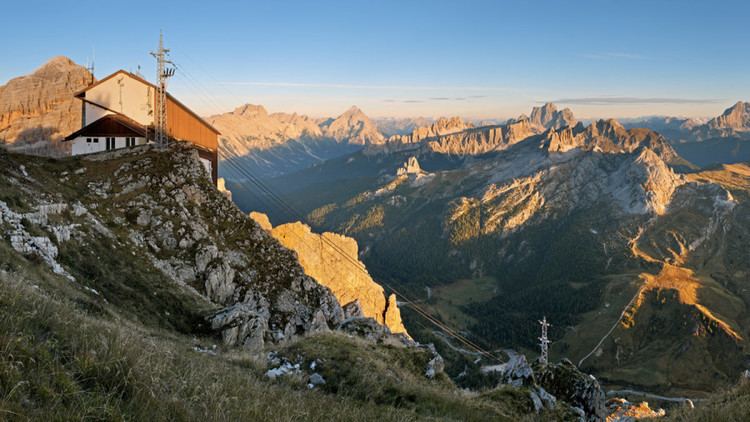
[106, 137, 115, 151]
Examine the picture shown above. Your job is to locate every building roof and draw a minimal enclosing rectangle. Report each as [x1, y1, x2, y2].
[63, 114, 146, 141]
[74, 69, 221, 135]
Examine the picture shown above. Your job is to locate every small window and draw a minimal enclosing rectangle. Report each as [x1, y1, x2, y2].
[86, 138, 91, 143]
[93, 138, 99, 143]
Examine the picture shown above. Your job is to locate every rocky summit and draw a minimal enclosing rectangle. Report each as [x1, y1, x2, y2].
[0, 56, 92, 152]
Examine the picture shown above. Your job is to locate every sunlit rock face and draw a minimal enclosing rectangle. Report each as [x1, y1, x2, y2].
[0, 56, 92, 147]
[249, 212, 408, 335]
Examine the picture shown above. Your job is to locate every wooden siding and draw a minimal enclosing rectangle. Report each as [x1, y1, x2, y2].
[164, 97, 218, 151]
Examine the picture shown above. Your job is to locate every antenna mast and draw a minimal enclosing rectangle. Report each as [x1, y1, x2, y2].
[538, 316, 551, 365]
[150, 31, 175, 147]
[86, 47, 95, 84]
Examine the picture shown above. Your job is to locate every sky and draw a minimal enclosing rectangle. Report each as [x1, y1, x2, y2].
[2, 0, 749, 120]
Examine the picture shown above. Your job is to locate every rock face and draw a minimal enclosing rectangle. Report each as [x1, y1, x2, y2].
[0, 144, 346, 350]
[0, 56, 92, 151]
[396, 156, 423, 176]
[321, 105, 384, 145]
[529, 102, 577, 130]
[422, 118, 538, 155]
[386, 116, 473, 145]
[217, 177, 232, 200]
[706, 101, 750, 132]
[535, 360, 606, 422]
[249, 212, 408, 335]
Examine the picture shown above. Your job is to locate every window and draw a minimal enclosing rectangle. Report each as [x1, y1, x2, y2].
[93, 138, 99, 143]
[106, 137, 115, 151]
[86, 138, 92, 143]
[126, 137, 136, 147]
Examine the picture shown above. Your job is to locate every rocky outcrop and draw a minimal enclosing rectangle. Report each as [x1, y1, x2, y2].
[396, 156, 423, 176]
[689, 101, 750, 140]
[249, 212, 408, 335]
[424, 117, 538, 155]
[69, 145, 344, 349]
[0, 56, 92, 149]
[535, 360, 607, 422]
[217, 177, 232, 201]
[529, 102, 577, 130]
[386, 116, 472, 145]
[706, 101, 750, 132]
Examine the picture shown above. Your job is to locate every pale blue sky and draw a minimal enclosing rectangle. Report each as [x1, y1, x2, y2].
[2, 0, 748, 119]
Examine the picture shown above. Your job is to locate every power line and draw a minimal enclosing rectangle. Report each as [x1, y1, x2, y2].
[217, 151, 503, 362]
[170, 60, 506, 363]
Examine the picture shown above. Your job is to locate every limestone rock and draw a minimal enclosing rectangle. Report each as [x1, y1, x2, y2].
[384, 293, 407, 335]
[248, 211, 272, 231]
[529, 102, 577, 130]
[386, 116, 472, 145]
[396, 156, 423, 176]
[535, 359, 606, 422]
[0, 56, 92, 153]
[217, 178, 232, 201]
[250, 212, 409, 336]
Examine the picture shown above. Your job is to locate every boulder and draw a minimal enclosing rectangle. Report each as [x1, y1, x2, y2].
[534, 359, 606, 422]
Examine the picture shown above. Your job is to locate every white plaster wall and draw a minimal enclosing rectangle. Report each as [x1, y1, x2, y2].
[85, 73, 155, 126]
[84, 102, 113, 125]
[70, 137, 147, 156]
[71, 137, 106, 155]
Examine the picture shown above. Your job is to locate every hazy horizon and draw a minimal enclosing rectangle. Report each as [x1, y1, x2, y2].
[2, 0, 748, 119]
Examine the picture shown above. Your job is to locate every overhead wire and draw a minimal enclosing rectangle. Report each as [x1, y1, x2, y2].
[169, 60, 506, 363]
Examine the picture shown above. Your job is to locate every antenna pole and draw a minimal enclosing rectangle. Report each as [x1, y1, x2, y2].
[539, 316, 551, 365]
[150, 31, 175, 147]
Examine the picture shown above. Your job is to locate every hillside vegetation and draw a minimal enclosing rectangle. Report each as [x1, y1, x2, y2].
[0, 146, 576, 421]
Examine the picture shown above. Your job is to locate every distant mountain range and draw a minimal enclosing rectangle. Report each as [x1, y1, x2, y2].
[207, 104, 385, 179]
[242, 104, 750, 395]
[5, 56, 750, 172]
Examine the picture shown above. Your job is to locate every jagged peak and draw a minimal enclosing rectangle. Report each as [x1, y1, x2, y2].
[529, 102, 576, 129]
[233, 103, 268, 118]
[340, 105, 366, 118]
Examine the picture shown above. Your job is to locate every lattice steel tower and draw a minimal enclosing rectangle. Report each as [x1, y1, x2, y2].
[539, 316, 551, 365]
[150, 32, 175, 147]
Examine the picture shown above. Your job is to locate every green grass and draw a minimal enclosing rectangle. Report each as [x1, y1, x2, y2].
[663, 381, 750, 421]
[0, 268, 578, 421]
[421, 277, 498, 329]
[0, 273, 427, 421]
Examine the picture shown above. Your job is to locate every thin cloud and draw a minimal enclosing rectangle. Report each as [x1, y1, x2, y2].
[217, 81, 513, 92]
[580, 52, 646, 60]
[550, 96, 722, 105]
[384, 99, 424, 103]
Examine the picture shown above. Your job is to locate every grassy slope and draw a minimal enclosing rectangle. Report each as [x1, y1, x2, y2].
[663, 382, 750, 421]
[0, 148, 574, 421]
